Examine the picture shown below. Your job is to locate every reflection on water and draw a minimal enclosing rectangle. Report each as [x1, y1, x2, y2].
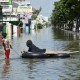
[65, 41, 80, 51]
[1, 59, 10, 80]
[62, 58, 80, 80]
[52, 28, 80, 40]
[0, 27, 80, 80]
[52, 28, 80, 51]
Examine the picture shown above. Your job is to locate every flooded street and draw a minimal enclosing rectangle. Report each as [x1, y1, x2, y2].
[0, 27, 80, 80]
[0, 0, 80, 80]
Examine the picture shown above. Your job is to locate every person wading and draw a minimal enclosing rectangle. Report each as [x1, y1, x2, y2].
[1, 34, 12, 60]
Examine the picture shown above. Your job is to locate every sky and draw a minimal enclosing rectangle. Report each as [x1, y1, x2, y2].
[30, 0, 59, 17]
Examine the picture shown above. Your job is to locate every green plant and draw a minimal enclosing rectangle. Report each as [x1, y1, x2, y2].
[37, 23, 43, 29]
[31, 14, 37, 20]
[9, 21, 23, 27]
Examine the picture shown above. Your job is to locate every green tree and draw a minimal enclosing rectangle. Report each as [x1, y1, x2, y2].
[51, 0, 80, 32]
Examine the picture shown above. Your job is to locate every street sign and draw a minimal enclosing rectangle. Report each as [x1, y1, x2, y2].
[0, 0, 12, 5]
[2, 5, 12, 12]
[8, 0, 12, 5]
[0, 6, 3, 20]
[17, 6, 32, 13]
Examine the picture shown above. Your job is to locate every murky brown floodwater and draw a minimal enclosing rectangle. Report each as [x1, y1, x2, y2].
[0, 27, 80, 80]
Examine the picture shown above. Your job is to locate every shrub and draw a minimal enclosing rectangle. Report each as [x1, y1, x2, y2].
[37, 23, 43, 29]
[31, 14, 37, 20]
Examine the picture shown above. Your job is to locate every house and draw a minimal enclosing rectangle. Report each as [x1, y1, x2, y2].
[0, 1, 18, 21]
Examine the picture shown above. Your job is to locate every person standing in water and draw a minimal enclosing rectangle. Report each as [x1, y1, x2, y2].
[1, 33, 12, 60]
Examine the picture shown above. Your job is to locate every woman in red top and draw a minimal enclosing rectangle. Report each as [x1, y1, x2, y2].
[1, 34, 12, 60]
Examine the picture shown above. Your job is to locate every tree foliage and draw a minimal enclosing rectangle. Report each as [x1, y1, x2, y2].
[32, 7, 42, 20]
[51, 0, 80, 31]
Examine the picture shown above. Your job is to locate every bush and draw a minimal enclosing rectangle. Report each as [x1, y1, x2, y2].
[31, 14, 37, 20]
[9, 21, 23, 27]
[37, 23, 43, 29]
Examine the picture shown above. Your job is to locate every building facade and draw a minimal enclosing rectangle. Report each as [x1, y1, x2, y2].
[0, 0, 18, 21]
[0, 0, 12, 13]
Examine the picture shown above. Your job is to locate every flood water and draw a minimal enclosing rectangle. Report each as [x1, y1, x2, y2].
[0, 26, 80, 80]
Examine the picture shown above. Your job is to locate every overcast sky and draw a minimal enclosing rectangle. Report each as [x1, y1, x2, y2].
[30, 0, 59, 17]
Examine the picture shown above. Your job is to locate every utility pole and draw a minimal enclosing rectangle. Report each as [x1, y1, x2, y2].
[0, 5, 3, 22]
